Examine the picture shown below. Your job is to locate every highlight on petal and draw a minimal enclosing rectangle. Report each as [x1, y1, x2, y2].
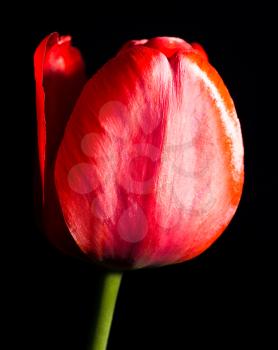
[34, 33, 86, 254]
[119, 39, 148, 53]
[117, 202, 148, 243]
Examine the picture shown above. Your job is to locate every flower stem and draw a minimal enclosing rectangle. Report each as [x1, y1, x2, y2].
[90, 271, 123, 350]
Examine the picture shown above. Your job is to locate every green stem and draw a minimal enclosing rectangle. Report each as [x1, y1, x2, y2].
[90, 271, 123, 350]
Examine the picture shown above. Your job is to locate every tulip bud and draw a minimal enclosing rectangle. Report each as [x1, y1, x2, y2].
[35, 34, 244, 269]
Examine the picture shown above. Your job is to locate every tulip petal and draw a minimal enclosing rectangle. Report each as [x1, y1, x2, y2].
[145, 37, 192, 57]
[55, 46, 173, 264]
[120, 37, 193, 58]
[137, 51, 243, 266]
[34, 33, 86, 253]
[191, 42, 209, 61]
[120, 37, 208, 61]
[34, 32, 86, 193]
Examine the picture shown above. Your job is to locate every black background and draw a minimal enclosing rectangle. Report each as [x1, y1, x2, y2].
[8, 4, 276, 350]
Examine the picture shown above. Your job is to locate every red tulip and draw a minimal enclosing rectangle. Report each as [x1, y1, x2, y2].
[34, 33, 244, 269]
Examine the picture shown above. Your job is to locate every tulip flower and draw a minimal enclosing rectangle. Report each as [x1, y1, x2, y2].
[34, 33, 244, 350]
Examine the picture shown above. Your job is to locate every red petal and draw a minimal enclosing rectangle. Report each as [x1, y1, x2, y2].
[34, 32, 86, 193]
[34, 33, 86, 253]
[146, 51, 243, 265]
[120, 37, 208, 61]
[145, 37, 192, 57]
[55, 46, 173, 264]
[191, 42, 209, 61]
